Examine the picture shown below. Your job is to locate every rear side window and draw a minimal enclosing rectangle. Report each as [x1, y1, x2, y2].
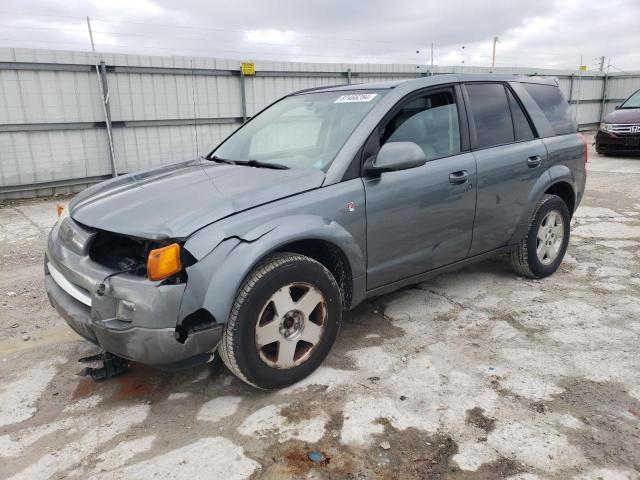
[465, 83, 514, 149]
[507, 89, 535, 141]
[521, 83, 576, 135]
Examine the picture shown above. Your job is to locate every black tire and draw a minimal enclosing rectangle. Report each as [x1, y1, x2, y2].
[510, 194, 571, 279]
[218, 252, 342, 390]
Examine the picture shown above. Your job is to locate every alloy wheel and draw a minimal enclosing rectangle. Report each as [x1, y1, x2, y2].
[255, 282, 327, 369]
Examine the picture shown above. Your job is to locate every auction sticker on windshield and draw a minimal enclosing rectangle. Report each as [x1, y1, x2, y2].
[334, 93, 378, 103]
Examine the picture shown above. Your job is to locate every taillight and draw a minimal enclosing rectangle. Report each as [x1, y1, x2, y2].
[579, 133, 588, 163]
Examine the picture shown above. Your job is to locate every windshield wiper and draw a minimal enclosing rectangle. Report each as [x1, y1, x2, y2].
[234, 160, 289, 170]
[209, 155, 236, 165]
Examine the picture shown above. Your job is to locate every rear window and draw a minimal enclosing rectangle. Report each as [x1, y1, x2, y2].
[521, 83, 576, 135]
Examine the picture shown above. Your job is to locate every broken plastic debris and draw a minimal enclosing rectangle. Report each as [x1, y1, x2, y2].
[308, 451, 325, 463]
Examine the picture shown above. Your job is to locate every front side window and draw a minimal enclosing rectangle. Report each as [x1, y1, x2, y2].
[465, 83, 514, 149]
[621, 89, 640, 109]
[212, 90, 385, 170]
[381, 90, 461, 161]
[521, 83, 576, 135]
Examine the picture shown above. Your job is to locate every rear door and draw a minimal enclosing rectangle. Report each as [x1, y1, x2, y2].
[462, 82, 548, 256]
[364, 85, 477, 289]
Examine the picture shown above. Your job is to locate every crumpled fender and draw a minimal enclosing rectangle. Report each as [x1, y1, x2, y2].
[179, 214, 366, 324]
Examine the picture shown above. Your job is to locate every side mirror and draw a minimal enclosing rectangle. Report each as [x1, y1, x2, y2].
[615, 104, 621, 109]
[365, 141, 427, 175]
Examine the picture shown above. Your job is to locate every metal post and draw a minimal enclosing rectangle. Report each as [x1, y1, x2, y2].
[599, 74, 609, 123]
[87, 17, 117, 177]
[430, 43, 434, 75]
[99, 61, 117, 176]
[239, 69, 247, 123]
[491, 36, 499, 68]
[347, 68, 352, 85]
[568, 74, 574, 103]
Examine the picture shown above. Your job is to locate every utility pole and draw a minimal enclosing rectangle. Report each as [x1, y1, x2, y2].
[86, 16, 117, 177]
[491, 36, 499, 68]
[598, 56, 605, 72]
[430, 42, 434, 75]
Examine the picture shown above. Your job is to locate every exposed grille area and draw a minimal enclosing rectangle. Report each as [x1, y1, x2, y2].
[608, 124, 640, 135]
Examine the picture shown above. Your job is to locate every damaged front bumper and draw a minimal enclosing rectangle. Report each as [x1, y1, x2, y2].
[44, 217, 222, 369]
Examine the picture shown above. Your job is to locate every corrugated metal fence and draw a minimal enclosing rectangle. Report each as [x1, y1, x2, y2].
[1, 48, 639, 199]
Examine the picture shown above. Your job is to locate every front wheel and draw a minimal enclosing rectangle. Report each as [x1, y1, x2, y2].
[218, 253, 342, 389]
[510, 194, 571, 278]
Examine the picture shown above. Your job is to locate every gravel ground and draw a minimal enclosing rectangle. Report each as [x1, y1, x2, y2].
[0, 132, 639, 480]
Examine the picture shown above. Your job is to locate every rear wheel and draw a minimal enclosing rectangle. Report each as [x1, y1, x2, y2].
[510, 194, 571, 278]
[218, 252, 342, 389]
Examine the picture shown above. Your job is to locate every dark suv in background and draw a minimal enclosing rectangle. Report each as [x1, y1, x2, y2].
[596, 88, 640, 155]
[46, 75, 586, 389]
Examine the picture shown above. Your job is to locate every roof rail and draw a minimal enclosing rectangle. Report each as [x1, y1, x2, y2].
[289, 84, 348, 95]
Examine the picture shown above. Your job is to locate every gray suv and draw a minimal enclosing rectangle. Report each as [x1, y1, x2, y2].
[45, 74, 586, 389]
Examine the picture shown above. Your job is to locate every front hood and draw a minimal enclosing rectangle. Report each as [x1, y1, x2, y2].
[69, 159, 325, 239]
[603, 108, 640, 124]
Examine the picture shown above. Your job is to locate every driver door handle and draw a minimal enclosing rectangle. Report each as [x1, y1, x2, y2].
[527, 155, 542, 167]
[449, 170, 469, 184]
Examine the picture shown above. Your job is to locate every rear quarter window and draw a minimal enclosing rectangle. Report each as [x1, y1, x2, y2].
[521, 83, 576, 135]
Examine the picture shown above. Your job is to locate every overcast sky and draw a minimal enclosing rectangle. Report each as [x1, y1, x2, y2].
[0, 0, 639, 71]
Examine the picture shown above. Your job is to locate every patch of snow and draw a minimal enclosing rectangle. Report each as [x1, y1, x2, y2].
[91, 437, 259, 480]
[572, 222, 640, 239]
[452, 441, 498, 471]
[8, 404, 150, 480]
[0, 358, 63, 427]
[238, 404, 328, 443]
[280, 366, 354, 394]
[487, 421, 584, 472]
[63, 395, 102, 413]
[197, 396, 242, 423]
[346, 346, 395, 374]
[93, 435, 156, 472]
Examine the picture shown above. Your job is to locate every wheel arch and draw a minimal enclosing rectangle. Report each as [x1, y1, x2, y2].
[544, 181, 576, 217]
[270, 238, 354, 310]
[181, 215, 365, 324]
[508, 169, 577, 245]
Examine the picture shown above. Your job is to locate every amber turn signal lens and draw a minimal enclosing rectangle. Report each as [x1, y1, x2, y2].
[56, 204, 65, 216]
[147, 243, 182, 281]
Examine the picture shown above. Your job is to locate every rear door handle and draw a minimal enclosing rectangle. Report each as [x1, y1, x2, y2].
[527, 155, 542, 167]
[449, 170, 469, 184]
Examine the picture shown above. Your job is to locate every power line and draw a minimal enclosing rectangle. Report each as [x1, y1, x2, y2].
[0, 10, 435, 49]
[0, 37, 430, 63]
[0, 23, 427, 55]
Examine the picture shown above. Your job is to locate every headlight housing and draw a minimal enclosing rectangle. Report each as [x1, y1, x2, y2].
[147, 243, 182, 281]
[599, 122, 614, 133]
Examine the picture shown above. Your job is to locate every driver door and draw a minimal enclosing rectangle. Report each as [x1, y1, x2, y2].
[364, 86, 477, 289]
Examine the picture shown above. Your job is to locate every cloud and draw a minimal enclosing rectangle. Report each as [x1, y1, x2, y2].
[0, 0, 638, 70]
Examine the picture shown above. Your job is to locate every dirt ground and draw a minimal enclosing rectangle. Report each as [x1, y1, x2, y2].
[0, 132, 639, 480]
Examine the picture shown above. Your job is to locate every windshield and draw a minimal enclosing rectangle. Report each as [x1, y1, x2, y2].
[621, 89, 640, 109]
[211, 90, 385, 170]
